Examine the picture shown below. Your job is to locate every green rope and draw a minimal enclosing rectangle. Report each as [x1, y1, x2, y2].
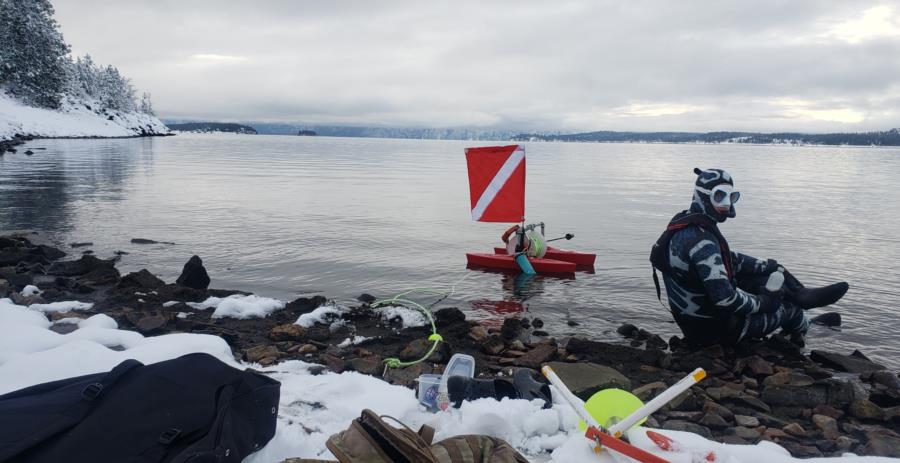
[372, 274, 472, 371]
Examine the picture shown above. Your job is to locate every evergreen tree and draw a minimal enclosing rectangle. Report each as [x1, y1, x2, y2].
[139, 92, 154, 115]
[0, 0, 71, 108]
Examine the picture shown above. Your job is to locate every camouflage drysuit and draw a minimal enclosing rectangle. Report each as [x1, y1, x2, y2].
[651, 168, 809, 346]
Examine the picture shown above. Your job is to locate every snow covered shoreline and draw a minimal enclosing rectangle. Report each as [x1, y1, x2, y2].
[0, 92, 171, 149]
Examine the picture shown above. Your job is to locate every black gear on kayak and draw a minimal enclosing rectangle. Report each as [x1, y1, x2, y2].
[447, 369, 551, 409]
[692, 167, 735, 222]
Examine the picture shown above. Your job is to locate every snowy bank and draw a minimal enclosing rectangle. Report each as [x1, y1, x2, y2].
[1, 297, 896, 463]
[0, 92, 170, 143]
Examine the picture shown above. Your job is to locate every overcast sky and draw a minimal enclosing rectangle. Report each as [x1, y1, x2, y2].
[53, 0, 900, 133]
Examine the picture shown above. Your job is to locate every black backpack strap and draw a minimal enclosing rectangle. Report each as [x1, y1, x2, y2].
[0, 358, 142, 461]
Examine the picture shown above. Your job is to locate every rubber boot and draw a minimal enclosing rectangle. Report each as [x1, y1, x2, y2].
[447, 376, 518, 408]
[782, 269, 849, 310]
[512, 369, 552, 409]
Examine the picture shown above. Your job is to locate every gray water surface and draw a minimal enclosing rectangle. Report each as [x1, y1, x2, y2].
[2, 134, 899, 367]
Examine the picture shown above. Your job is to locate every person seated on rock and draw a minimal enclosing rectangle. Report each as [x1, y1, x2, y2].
[650, 168, 849, 347]
[501, 222, 547, 258]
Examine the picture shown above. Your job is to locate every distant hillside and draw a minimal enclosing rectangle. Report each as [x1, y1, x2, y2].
[512, 129, 900, 146]
[167, 122, 257, 134]
[249, 123, 520, 141]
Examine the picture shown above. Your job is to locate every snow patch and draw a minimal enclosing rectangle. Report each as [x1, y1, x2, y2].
[176, 312, 191, 319]
[295, 303, 348, 328]
[28, 300, 93, 313]
[377, 305, 427, 328]
[163, 301, 180, 307]
[337, 336, 371, 348]
[21, 285, 42, 297]
[188, 294, 285, 319]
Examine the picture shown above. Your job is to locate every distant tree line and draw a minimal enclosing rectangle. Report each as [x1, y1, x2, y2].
[166, 122, 258, 134]
[0, 0, 153, 114]
[512, 129, 900, 146]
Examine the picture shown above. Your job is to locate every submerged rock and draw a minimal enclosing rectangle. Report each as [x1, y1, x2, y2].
[810, 350, 886, 373]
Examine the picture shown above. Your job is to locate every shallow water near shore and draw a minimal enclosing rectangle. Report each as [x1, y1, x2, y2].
[2, 133, 899, 368]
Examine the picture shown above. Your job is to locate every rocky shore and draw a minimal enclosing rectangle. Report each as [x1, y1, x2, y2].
[2, 233, 899, 458]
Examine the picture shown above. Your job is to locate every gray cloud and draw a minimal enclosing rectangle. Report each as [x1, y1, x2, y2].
[53, 0, 900, 132]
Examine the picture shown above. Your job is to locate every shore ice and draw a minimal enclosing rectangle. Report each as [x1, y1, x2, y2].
[0, 297, 897, 463]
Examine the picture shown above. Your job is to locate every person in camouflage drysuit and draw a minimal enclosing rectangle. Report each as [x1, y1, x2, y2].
[651, 168, 818, 347]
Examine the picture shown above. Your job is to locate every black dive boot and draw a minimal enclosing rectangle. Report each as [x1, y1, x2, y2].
[447, 370, 553, 409]
[447, 375, 518, 408]
[782, 269, 849, 310]
[512, 369, 553, 409]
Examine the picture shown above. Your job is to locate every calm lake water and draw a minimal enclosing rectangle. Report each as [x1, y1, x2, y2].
[2, 134, 899, 367]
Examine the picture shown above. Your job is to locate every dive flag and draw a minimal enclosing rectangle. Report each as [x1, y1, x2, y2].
[465, 145, 525, 222]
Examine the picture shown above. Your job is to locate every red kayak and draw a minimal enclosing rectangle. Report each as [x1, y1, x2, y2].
[493, 246, 596, 266]
[466, 253, 576, 273]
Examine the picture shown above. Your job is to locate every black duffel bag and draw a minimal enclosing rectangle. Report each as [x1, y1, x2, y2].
[0, 352, 280, 463]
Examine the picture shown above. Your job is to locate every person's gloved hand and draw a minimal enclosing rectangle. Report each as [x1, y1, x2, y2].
[762, 258, 780, 274]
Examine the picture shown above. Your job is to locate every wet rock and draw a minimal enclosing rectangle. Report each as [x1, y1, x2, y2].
[269, 324, 308, 342]
[632, 381, 667, 401]
[131, 238, 175, 245]
[434, 307, 466, 327]
[509, 340, 526, 351]
[284, 296, 327, 315]
[245, 345, 282, 363]
[737, 355, 774, 376]
[79, 265, 121, 286]
[812, 404, 844, 420]
[779, 442, 822, 458]
[869, 371, 900, 391]
[481, 335, 506, 355]
[734, 415, 759, 427]
[732, 426, 761, 441]
[0, 279, 9, 295]
[468, 325, 489, 342]
[617, 323, 639, 338]
[543, 361, 630, 401]
[762, 371, 814, 388]
[810, 312, 841, 327]
[761, 385, 827, 408]
[70, 242, 93, 248]
[48, 255, 116, 277]
[662, 420, 712, 439]
[702, 400, 735, 421]
[135, 314, 168, 334]
[532, 330, 549, 337]
[705, 386, 741, 401]
[783, 423, 807, 437]
[357, 293, 375, 304]
[733, 395, 771, 413]
[720, 435, 748, 445]
[849, 399, 886, 421]
[835, 436, 855, 451]
[646, 335, 668, 350]
[297, 344, 317, 355]
[400, 338, 449, 363]
[500, 317, 524, 340]
[515, 343, 557, 369]
[698, 413, 729, 429]
[117, 269, 165, 290]
[384, 362, 431, 387]
[763, 428, 789, 440]
[811, 414, 840, 439]
[349, 356, 384, 376]
[531, 318, 543, 328]
[862, 432, 900, 457]
[319, 354, 346, 374]
[176, 255, 210, 289]
[810, 350, 886, 373]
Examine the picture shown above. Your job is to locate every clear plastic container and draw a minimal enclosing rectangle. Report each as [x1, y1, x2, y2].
[416, 374, 443, 412]
[437, 353, 476, 411]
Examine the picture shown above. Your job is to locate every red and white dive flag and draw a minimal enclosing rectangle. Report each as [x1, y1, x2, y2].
[465, 145, 526, 222]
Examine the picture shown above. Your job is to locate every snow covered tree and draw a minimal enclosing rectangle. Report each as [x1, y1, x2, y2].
[0, 0, 71, 108]
[139, 92, 155, 115]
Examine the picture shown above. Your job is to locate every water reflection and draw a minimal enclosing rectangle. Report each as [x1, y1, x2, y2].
[0, 138, 154, 234]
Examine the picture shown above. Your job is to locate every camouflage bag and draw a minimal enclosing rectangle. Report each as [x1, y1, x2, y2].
[300, 409, 529, 463]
